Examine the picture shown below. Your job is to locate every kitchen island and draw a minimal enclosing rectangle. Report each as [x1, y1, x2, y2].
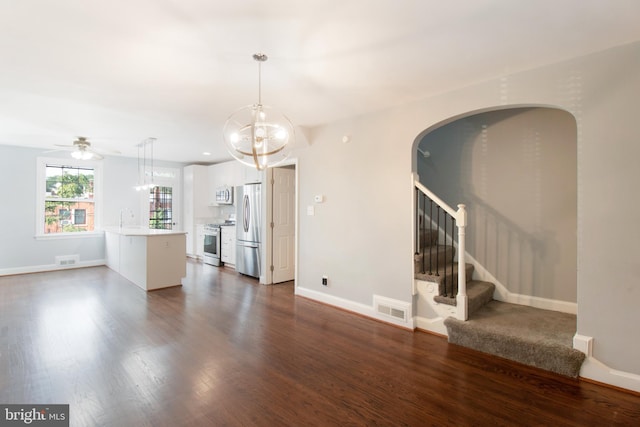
[104, 227, 187, 291]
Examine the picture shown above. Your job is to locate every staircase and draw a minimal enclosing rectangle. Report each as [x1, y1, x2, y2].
[414, 181, 585, 378]
[414, 228, 495, 317]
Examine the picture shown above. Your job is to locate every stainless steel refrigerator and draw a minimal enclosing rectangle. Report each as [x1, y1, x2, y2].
[235, 183, 262, 278]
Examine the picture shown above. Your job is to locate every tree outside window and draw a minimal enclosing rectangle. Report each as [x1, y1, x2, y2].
[44, 165, 95, 233]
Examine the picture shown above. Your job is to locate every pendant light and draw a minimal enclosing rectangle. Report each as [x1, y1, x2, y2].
[134, 137, 157, 191]
[222, 53, 294, 170]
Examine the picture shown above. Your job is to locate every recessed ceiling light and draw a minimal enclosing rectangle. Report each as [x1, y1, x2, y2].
[203, 152, 211, 156]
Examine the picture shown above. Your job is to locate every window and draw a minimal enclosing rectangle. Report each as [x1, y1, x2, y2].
[149, 186, 173, 230]
[37, 158, 101, 236]
[74, 209, 87, 225]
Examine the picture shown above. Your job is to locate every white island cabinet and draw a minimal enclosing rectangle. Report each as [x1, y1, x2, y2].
[105, 228, 187, 291]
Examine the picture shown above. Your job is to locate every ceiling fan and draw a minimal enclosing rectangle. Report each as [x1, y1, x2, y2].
[45, 136, 120, 160]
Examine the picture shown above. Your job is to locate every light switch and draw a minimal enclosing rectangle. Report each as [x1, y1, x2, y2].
[307, 206, 315, 216]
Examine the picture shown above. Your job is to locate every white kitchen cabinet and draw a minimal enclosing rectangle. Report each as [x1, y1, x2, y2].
[195, 224, 205, 259]
[183, 165, 211, 257]
[242, 164, 263, 184]
[209, 161, 242, 202]
[220, 225, 236, 266]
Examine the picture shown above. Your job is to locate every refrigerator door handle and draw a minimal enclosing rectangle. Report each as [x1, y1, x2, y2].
[243, 194, 250, 233]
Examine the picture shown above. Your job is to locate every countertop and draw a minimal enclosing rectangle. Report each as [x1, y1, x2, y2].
[103, 227, 187, 236]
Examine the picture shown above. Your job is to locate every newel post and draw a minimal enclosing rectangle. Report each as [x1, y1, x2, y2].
[456, 204, 468, 321]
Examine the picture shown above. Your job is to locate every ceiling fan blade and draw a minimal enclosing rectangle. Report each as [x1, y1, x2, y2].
[92, 146, 121, 155]
[44, 136, 119, 159]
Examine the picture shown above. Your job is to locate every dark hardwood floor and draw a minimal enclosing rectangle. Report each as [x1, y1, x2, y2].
[1, 261, 638, 426]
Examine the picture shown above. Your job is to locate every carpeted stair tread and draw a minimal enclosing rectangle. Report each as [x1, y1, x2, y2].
[444, 300, 585, 378]
[434, 280, 495, 316]
[414, 245, 456, 273]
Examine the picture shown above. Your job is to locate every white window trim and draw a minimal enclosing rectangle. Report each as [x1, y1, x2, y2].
[36, 157, 103, 239]
[138, 166, 181, 230]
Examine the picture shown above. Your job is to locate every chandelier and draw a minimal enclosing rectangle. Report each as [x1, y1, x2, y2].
[222, 53, 294, 170]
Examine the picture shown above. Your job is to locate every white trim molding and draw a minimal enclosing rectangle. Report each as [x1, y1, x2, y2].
[573, 334, 593, 357]
[0, 260, 106, 277]
[573, 334, 640, 393]
[295, 286, 415, 330]
[580, 357, 640, 393]
[414, 280, 457, 336]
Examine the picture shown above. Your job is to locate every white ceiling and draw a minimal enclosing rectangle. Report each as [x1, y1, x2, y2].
[2, 0, 640, 164]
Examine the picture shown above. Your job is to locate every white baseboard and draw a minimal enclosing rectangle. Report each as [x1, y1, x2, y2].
[295, 286, 415, 329]
[0, 259, 106, 276]
[414, 316, 448, 336]
[573, 334, 640, 393]
[580, 356, 640, 393]
[463, 252, 577, 314]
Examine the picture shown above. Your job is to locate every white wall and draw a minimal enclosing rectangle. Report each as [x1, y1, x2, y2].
[0, 145, 185, 274]
[295, 40, 640, 380]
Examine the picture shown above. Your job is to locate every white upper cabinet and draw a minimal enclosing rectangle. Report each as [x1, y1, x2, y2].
[208, 161, 263, 201]
[184, 165, 210, 219]
[242, 164, 263, 184]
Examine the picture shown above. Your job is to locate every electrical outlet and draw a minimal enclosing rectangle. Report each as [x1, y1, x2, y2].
[322, 275, 328, 286]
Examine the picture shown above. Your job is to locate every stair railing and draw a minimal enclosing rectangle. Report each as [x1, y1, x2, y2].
[414, 177, 468, 320]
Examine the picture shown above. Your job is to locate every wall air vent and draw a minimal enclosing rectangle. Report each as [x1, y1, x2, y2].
[374, 295, 409, 323]
[55, 255, 80, 267]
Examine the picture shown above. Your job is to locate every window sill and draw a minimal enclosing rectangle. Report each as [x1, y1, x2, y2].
[34, 231, 104, 241]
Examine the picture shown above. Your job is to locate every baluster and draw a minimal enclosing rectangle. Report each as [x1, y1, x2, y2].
[428, 199, 433, 275]
[420, 194, 427, 274]
[443, 211, 448, 296]
[436, 206, 440, 286]
[414, 188, 419, 257]
[451, 213, 455, 297]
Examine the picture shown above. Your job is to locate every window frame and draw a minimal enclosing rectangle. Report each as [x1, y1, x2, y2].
[148, 185, 173, 230]
[73, 208, 87, 225]
[36, 157, 103, 239]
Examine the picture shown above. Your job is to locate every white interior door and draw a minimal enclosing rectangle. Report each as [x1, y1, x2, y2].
[272, 166, 295, 283]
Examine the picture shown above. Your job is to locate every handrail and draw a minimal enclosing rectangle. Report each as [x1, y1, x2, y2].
[415, 180, 462, 222]
[414, 177, 468, 320]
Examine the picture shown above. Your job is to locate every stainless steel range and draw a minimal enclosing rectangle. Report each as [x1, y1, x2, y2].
[203, 224, 221, 266]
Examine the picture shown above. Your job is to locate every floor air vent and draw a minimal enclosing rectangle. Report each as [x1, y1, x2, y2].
[374, 296, 408, 322]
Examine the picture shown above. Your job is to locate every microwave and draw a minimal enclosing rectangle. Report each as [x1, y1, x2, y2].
[215, 186, 234, 205]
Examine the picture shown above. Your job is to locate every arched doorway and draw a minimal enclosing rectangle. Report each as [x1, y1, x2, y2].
[413, 106, 577, 308]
